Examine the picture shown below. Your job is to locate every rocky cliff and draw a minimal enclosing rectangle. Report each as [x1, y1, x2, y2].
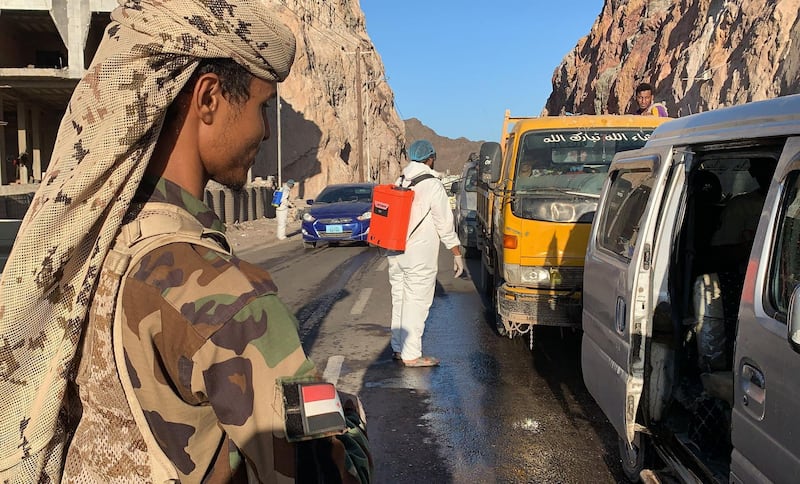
[545, 0, 800, 117]
[256, 0, 405, 200]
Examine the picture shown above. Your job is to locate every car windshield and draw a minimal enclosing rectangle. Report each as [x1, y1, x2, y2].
[514, 128, 655, 196]
[315, 186, 373, 203]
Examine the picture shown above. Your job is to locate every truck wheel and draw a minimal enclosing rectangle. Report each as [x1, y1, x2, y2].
[492, 281, 509, 337]
[618, 433, 650, 482]
[480, 257, 493, 298]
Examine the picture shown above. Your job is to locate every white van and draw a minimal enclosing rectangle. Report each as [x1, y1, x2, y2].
[582, 95, 800, 482]
[451, 157, 479, 255]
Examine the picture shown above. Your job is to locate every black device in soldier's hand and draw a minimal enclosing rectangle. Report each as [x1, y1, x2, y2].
[281, 378, 347, 442]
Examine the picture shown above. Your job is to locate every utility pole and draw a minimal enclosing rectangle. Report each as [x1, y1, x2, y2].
[354, 46, 364, 182]
[277, 82, 282, 187]
[345, 46, 375, 183]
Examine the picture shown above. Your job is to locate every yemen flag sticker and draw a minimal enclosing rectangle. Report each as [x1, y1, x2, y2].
[300, 382, 346, 436]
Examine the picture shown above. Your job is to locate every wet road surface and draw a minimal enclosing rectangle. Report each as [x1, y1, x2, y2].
[248, 238, 626, 483]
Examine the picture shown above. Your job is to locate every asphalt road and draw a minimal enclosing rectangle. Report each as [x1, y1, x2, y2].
[239, 234, 627, 483]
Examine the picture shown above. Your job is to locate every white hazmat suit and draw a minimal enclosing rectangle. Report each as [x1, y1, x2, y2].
[388, 161, 462, 363]
[275, 181, 294, 240]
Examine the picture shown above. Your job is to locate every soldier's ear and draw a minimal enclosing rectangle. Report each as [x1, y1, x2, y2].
[191, 73, 224, 125]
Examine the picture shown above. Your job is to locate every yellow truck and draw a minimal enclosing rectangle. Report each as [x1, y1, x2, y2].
[476, 111, 669, 346]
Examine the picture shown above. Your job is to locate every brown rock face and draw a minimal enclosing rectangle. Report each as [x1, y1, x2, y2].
[545, 0, 800, 118]
[254, 0, 406, 200]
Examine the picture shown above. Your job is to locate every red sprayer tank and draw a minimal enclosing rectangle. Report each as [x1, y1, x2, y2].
[368, 184, 414, 251]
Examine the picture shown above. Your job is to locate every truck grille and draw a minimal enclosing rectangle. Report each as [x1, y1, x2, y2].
[497, 290, 581, 327]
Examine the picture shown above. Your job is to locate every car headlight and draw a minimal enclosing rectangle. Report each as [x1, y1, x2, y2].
[504, 264, 565, 287]
[357, 211, 371, 221]
[517, 197, 597, 223]
[303, 212, 316, 222]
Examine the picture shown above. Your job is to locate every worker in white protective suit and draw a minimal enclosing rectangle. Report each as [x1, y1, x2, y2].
[276, 178, 295, 240]
[388, 139, 463, 367]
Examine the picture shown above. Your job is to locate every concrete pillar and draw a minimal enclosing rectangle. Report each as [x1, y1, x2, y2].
[265, 189, 277, 219]
[0, 98, 7, 185]
[31, 109, 41, 181]
[0, 98, 6, 185]
[239, 189, 250, 222]
[223, 187, 235, 224]
[254, 187, 264, 219]
[16, 101, 28, 184]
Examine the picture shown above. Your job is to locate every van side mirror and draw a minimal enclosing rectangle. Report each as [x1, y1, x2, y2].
[479, 142, 503, 184]
[450, 181, 459, 194]
[788, 285, 800, 354]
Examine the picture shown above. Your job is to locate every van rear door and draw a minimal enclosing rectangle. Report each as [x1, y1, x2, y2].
[582, 145, 679, 445]
[730, 142, 800, 482]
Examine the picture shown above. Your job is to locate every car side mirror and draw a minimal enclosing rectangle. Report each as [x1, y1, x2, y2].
[306, 199, 314, 205]
[787, 284, 800, 354]
[450, 181, 459, 194]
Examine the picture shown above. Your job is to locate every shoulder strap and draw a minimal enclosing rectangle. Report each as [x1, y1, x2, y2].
[106, 202, 229, 482]
[409, 173, 436, 186]
[396, 173, 437, 188]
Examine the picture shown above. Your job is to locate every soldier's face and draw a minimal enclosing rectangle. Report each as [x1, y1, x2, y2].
[203, 77, 276, 190]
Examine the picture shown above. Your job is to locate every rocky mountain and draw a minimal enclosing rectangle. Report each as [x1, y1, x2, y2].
[263, 0, 799, 200]
[404, 118, 484, 177]
[545, 0, 800, 117]
[255, 0, 406, 200]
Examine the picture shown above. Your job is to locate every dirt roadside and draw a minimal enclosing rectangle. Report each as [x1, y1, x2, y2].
[225, 212, 303, 256]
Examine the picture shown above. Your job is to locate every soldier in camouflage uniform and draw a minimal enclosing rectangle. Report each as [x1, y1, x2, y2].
[0, 0, 370, 482]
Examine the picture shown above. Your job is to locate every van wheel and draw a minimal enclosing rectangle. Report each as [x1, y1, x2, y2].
[618, 433, 650, 482]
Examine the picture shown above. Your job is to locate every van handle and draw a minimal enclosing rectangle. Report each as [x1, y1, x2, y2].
[741, 363, 765, 406]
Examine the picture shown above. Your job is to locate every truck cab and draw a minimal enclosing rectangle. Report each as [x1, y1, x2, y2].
[476, 112, 668, 345]
[582, 95, 800, 482]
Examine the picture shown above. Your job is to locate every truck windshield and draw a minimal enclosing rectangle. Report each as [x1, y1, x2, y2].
[512, 128, 654, 223]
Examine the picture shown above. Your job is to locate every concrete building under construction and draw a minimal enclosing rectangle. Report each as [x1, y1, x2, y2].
[0, 0, 115, 186]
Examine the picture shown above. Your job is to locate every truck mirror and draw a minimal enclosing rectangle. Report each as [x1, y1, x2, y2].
[450, 181, 459, 194]
[788, 285, 800, 354]
[479, 142, 503, 183]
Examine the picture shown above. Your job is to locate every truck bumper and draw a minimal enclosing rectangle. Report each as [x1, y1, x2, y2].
[496, 283, 582, 333]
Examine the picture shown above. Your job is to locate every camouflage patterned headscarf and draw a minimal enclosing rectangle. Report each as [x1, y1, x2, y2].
[0, 0, 295, 477]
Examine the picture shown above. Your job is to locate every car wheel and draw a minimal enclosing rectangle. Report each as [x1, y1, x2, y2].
[618, 433, 650, 482]
[303, 241, 316, 249]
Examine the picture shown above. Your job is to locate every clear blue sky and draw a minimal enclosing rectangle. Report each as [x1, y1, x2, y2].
[360, 0, 604, 142]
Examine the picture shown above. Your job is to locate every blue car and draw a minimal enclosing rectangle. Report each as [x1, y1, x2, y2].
[301, 183, 374, 248]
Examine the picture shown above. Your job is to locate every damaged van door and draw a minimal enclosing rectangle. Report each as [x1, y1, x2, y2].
[581, 145, 681, 476]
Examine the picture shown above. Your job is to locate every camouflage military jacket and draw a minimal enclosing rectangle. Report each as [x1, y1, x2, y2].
[68, 177, 317, 482]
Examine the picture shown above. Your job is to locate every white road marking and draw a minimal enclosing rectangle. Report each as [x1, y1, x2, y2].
[322, 355, 345, 385]
[375, 258, 388, 272]
[350, 287, 372, 315]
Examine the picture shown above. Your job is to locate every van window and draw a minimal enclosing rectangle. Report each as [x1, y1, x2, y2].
[464, 166, 477, 192]
[769, 171, 800, 317]
[597, 168, 654, 259]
